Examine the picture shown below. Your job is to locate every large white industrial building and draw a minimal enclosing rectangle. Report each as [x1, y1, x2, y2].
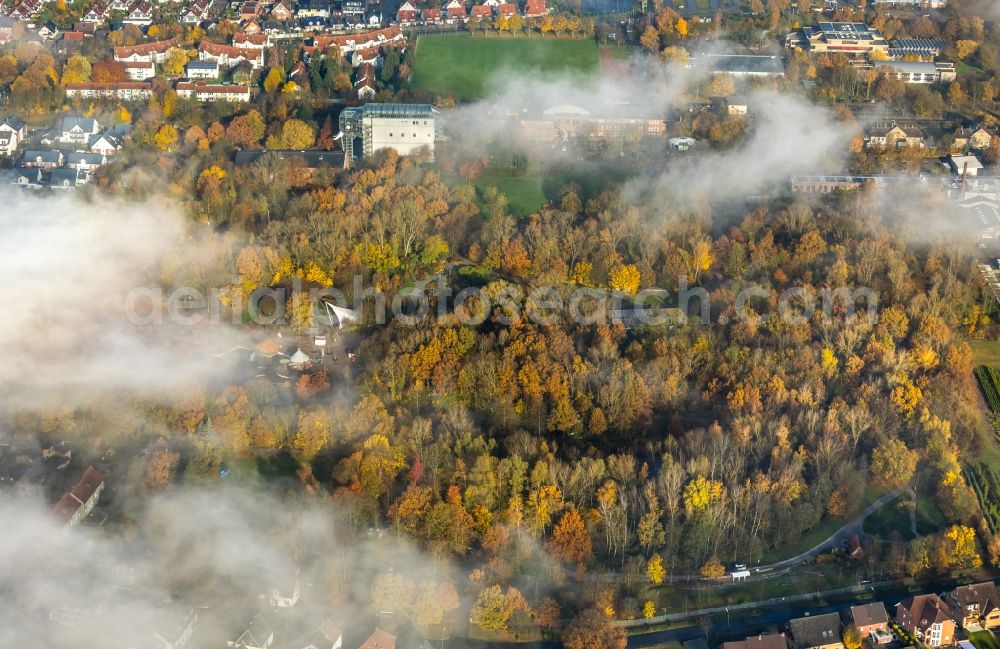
[339, 103, 438, 165]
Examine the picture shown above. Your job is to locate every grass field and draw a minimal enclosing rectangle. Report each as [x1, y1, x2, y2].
[410, 35, 600, 100]
[968, 338, 1000, 366]
[447, 164, 628, 216]
[968, 630, 1000, 649]
[760, 487, 885, 563]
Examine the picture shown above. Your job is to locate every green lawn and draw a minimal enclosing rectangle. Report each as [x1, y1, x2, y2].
[410, 35, 600, 100]
[447, 164, 628, 216]
[967, 338, 1000, 367]
[967, 630, 1000, 649]
[761, 488, 886, 563]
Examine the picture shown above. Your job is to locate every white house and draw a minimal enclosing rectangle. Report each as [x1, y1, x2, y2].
[123, 60, 155, 81]
[88, 132, 121, 156]
[175, 82, 251, 102]
[0, 117, 26, 156]
[56, 116, 101, 145]
[185, 60, 219, 79]
[266, 574, 300, 608]
[301, 620, 343, 649]
[124, 0, 153, 25]
[228, 615, 273, 649]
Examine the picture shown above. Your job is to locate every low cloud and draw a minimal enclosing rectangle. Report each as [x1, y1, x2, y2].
[0, 190, 247, 413]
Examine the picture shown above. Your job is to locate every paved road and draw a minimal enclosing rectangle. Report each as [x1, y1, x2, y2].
[582, 487, 913, 585]
[767, 487, 914, 570]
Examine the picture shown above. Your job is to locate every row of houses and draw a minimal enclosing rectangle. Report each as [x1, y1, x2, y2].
[863, 121, 1000, 153]
[724, 583, 1000, 649]
[111, 36, 267, 69]
[63, 79, 251, 101]
[395, 0, 546, 23]
[81, 0, 154, 25]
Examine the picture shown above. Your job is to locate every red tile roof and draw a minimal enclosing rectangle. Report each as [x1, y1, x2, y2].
[113, 37, 177, 59]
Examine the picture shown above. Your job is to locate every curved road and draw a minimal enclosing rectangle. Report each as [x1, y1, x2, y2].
[582, 487, 916, 584]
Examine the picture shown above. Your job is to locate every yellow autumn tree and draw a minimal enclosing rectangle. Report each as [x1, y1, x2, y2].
[683, 476, 724, 514]
[944, 524, 982, 569]
[646, 554, 666, 585]
[153, 124, 179, 152]
[608, 263, 641, 295]
[263, 66, 285, 93]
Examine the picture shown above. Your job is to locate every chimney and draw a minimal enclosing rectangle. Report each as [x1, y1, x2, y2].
[962, 161, 968, 199]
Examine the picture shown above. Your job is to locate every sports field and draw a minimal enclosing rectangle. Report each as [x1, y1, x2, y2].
[410, 35, 600, 100]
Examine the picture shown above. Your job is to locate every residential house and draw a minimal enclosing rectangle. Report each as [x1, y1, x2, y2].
[944, 582, 1000, 630]
[470, 4, 491, 18]
[266, 573, 301, 608]
[351, 46, 380, 67]
[124, 1, 153, 25]
[62, 30, 86, 44]
[82, 1, 110, 22]
[270, 0, 292, 20]
[444, 0, 465, 20]
[37, 20, 59, 40]
[20, 149, 63, 168]
[181, 1, 211, 24]
[896, 595, 956, 647]
[300, 619, 342, 649]
[6, 165, 43, 187]
[524, 0, 547, 16]
[844, 603, 890, 644]
[0, 131, 16, 156]
[126, 607, 198, 649]
[110, 0, 130, 11]
[176, 82, 251, 102]
[64, 82, 153, 100]
[354, 62, 376, 99]
[65, 151, 107, 171]
[358, 628, 395, 649]
[198, 41, 265, 69]
[310, 26, 405, 64]
[865, 122, 924, 149]
[50, 465, 105, 526]
[240, 1, 261, 21]
[88, 132, 121, 155]
[49, 167, 84, 189]
[396, 0, 417, 22]
[228, 614, 274, 649]
[721, 633, 789, 649]
[113, 38, 177, 64]
[0, 117, 26, 156]
[788, 612, 843, 649]
[185, 60, 219, 79]
[56, 116, 101, 144]
[122, 60, 155, 80]
[421, 6, 442, 21]
[962, 126, 996, 150]
[341, 0, 365, 20]
[7, 4, 33, 21]
[296, 0, 330, 17]
[233, 32, 269, 49]
[496, 3, 516, 16]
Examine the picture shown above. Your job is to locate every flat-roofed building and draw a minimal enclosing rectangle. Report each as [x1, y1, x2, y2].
[339, 103, 438, 165]
[801, 22, 889, 57]
[874, 61, 956, 84]
[696, 53, 785, 78]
